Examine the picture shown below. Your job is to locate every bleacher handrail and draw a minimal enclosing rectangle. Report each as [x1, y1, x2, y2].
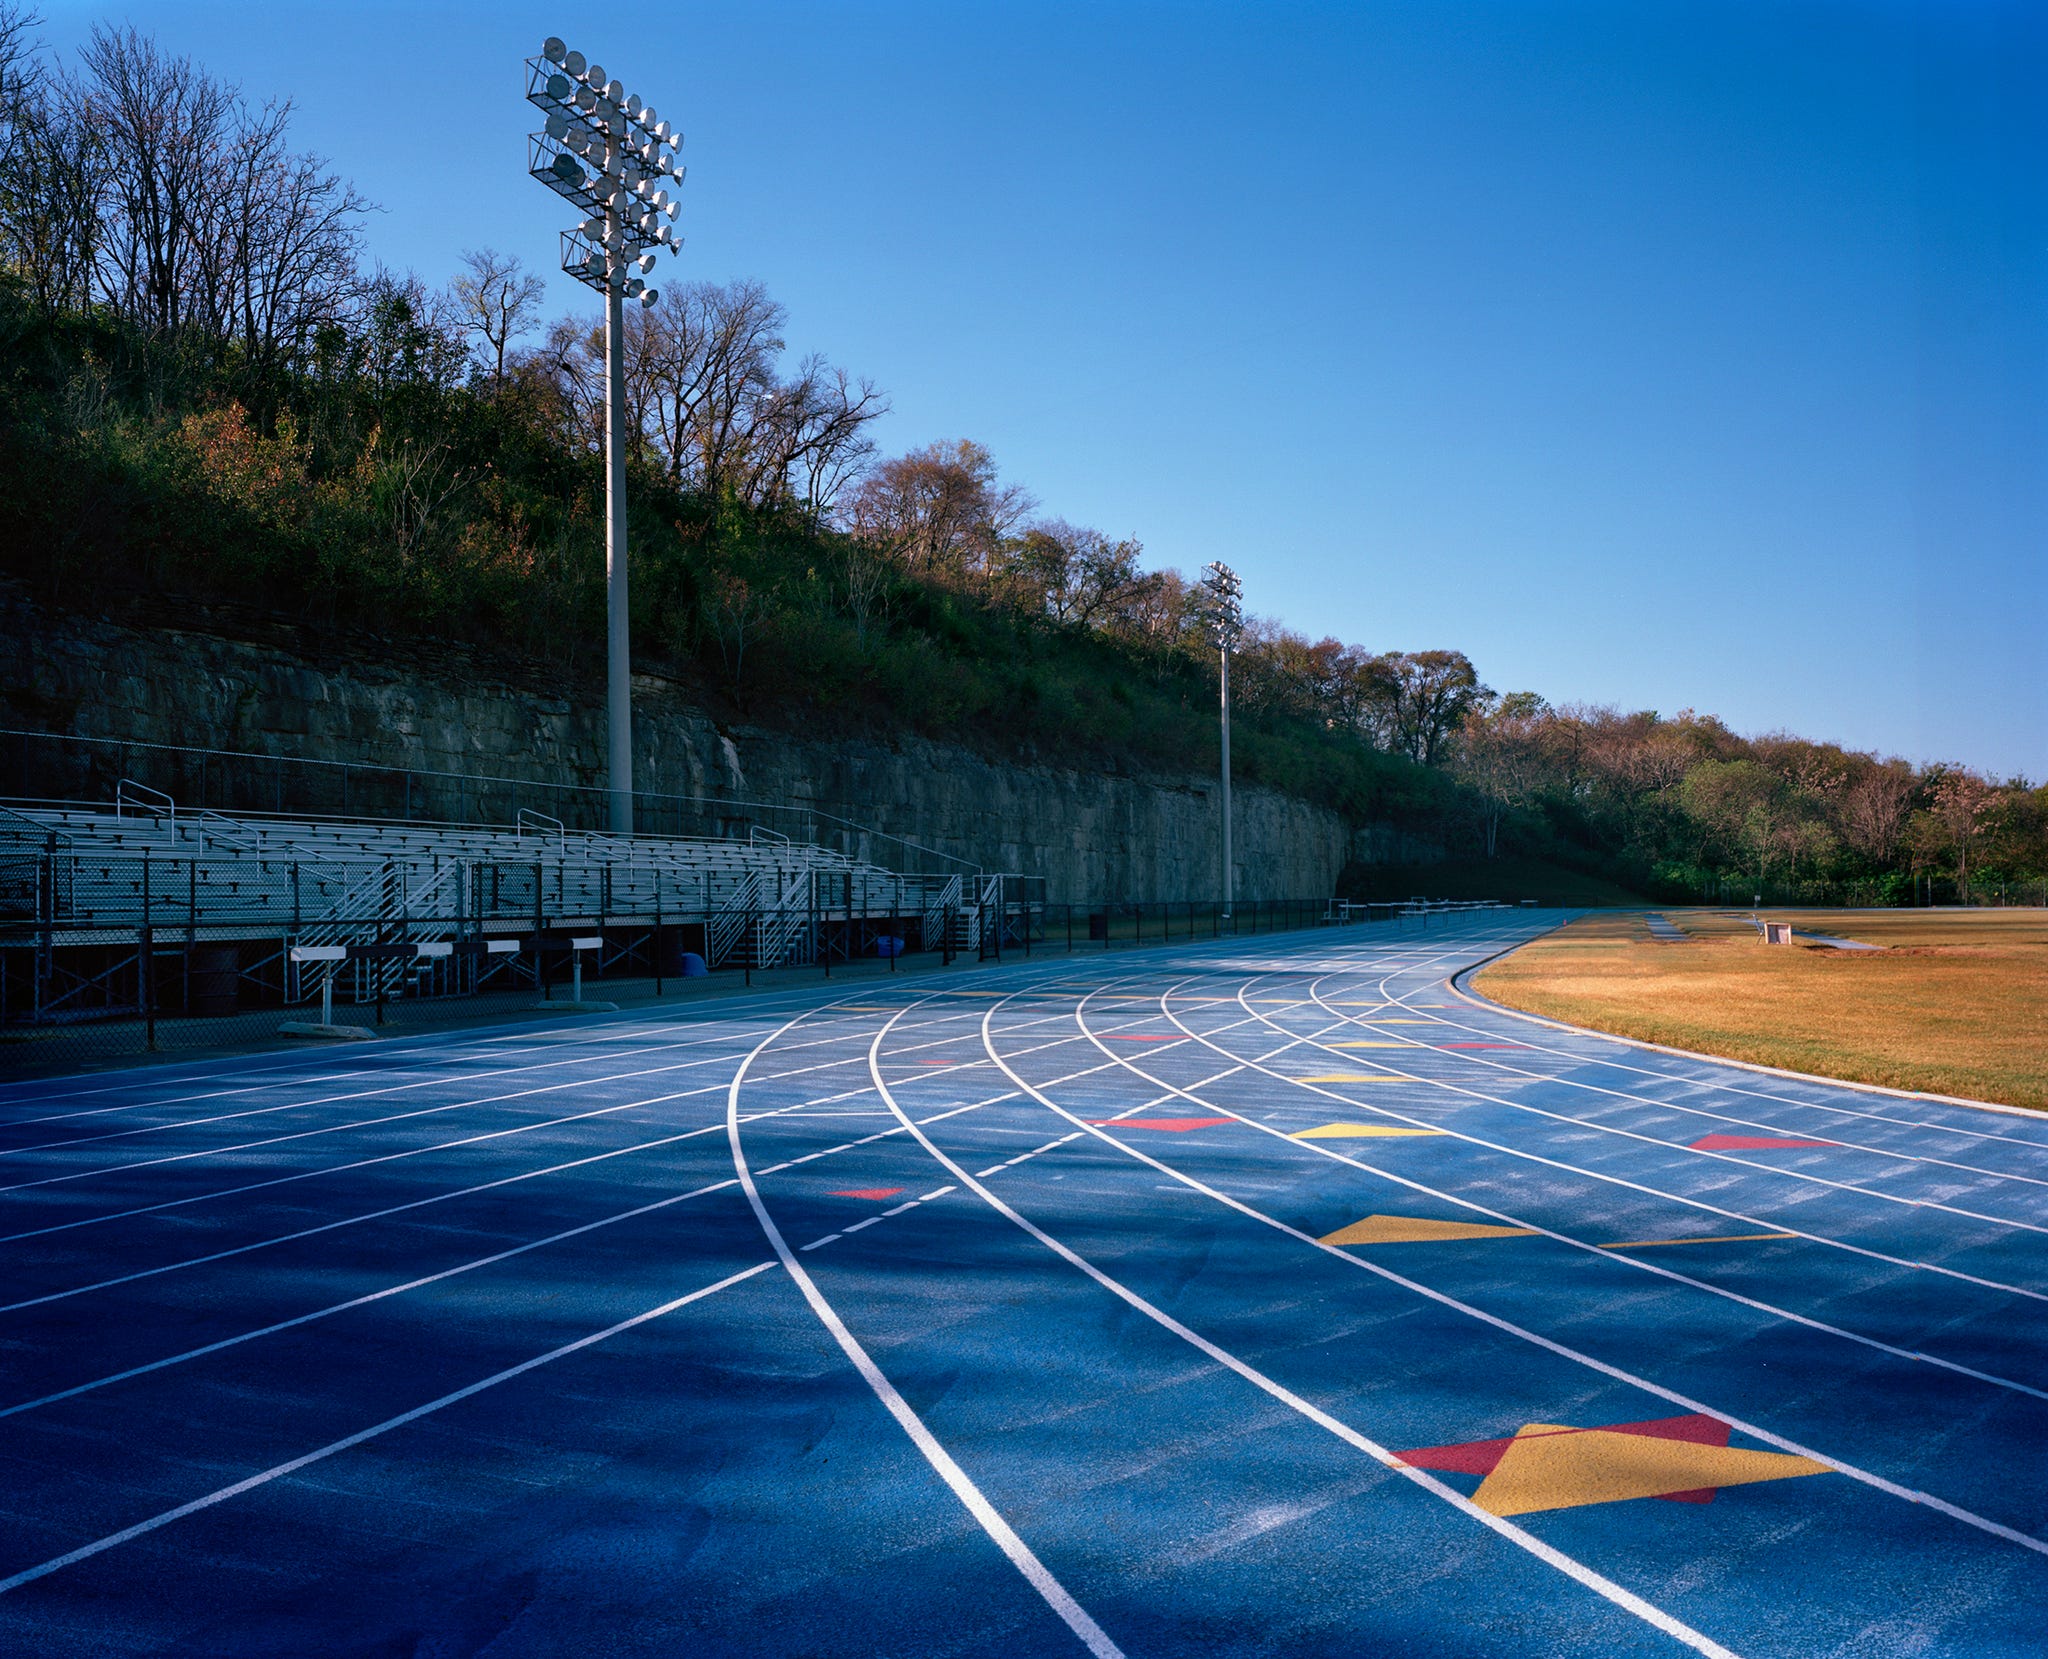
[115, 778, 175, 828]
[4, 727, 984, 880]
[516, 808, 566, 840]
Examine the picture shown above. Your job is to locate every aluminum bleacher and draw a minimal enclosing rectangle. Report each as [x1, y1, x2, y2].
[0, 793, 1004, 1026]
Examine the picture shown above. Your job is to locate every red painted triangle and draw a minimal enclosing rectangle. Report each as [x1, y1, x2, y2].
[1655, 1488, 1718, 1504]
[1085, 1116, 1234, 1132]
[1603, 1414, 1732, 1447]
[1397, 1414, 1732, 1481]
[1691, 1133, 1837, 1151]
[831, 1187, 907, 1200]
[1395, 1435, 1521, 1476]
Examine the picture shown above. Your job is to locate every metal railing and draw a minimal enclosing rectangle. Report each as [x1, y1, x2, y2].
[115, 777, 175, 828]
[4, 728, 983, 881]
[3, 874, 1488, 1074]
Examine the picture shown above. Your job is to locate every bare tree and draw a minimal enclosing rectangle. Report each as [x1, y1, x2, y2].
[1840, 759, 1915, 866]
[80, 24, 234, 330]
[998, 520, 1149, 626]
[186, 98, 369, 392]
[1929, 768, 1998, 902]
[632, 278, 785, 492]
[1341, 649, 1484, 765]
[451, 247, 544, 388]
[0, 65, 108, 314]
[1454, 691, 1548, 857]
[745, 352, 886, 520]
[706, 571, 771, 688]
[536, 278, 884, 510]
[531, 312, 607, 453]
[842, 546, 890, 646]
[843, 439, 1033, 581]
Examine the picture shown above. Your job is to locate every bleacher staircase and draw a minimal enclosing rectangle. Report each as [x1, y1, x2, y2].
[0, 798, 990, 1017]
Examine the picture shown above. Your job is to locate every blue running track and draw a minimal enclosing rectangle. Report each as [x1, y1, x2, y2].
[1, 914, 2044, 1656]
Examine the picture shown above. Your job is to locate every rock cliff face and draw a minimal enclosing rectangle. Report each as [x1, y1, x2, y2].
[2, 588, 1387, 902]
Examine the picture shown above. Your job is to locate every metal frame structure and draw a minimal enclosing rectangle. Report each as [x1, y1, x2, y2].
[1199, 561, 1244, 920]
[525, 38, 686, 833]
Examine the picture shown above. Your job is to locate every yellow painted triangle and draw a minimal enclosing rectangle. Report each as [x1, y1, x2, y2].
[1299, 1074, 1407, 1083]
[1472, 1422, 1829, 1517]
[1333, 1040, 1411, 1049]
[1294, 1124, 1445, 1139]
[1320, 1214, 1537, 1246]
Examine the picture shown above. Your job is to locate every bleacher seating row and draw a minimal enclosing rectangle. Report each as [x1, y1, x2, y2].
[0, 802, 975, 969]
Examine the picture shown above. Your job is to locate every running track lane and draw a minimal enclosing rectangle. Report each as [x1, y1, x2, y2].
[0, 917, 2043, 1655]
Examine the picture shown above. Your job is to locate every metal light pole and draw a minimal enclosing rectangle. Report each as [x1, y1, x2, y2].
[1200, 561, 1244, 922]
[526, 37, 686, 834]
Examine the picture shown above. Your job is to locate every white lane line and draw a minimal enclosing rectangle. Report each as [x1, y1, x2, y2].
[1092, 986, 2048, 1408]
[729, 996, 1123, 1659]
[0, 1024, 762, 1155]
[0, 1000, 1086, 1203]
[0, 1068, 1037, 1318]
[1048, 974, 2048, 1558]
[1, 1177, 743, 1416]
[0, 1260, 777, 1599]
[1436, 968, 2048, 1154]
[1294, 978, 2048, 1204]
[1322, 932, 2048, 1180]
[0, 1011, 1084, 1249]
[0, 1088, 1054, 1413]
[0, 962, 1066, 1121]
[862, 997, 1744, 1659]
[799, 1235, 842, 1251]
[1168, 979, 2048, 1308]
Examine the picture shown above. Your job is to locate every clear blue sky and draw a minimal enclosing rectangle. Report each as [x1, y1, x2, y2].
[41, 1, 2048, 779]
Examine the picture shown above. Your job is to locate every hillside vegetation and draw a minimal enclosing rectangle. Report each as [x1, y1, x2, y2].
[0, 13, 2042, 905]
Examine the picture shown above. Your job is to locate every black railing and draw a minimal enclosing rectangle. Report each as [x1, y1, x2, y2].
[0, 889, 1499, 1075]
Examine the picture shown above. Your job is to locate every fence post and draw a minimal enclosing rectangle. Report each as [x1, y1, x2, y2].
[141, 850, 155, 1052]
[654, 868, 664, 995]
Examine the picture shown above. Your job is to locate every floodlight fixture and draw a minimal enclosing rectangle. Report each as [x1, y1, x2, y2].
[1200, 559, 1244, 649]
[527, 36, 688, 832]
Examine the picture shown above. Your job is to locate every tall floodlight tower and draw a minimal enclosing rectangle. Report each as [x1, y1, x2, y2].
[526, 37, 685, 834]
[1200, 561, 1244, 920]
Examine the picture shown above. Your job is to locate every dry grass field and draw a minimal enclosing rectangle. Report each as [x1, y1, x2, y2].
[1474, 909, 2048, 1111]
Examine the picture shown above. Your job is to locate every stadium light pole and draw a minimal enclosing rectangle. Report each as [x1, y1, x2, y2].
[526, 37, 686, 834]
[1200, 561, 1244, 922]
